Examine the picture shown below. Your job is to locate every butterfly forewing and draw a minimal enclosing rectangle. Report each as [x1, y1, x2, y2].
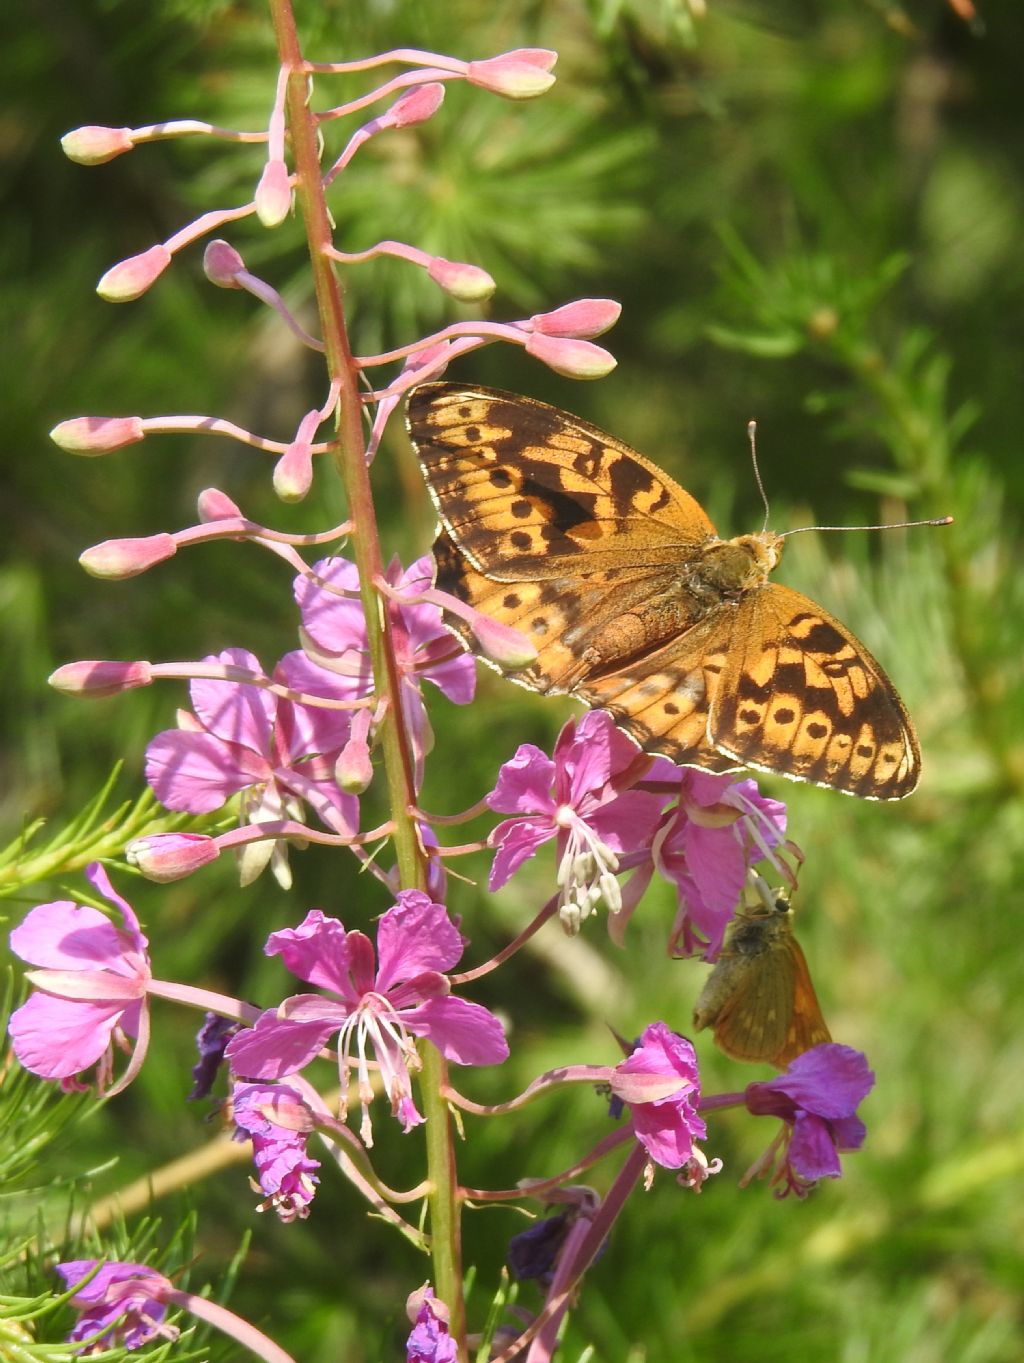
[408, 382, 923, 800]
[409, 384, 716, 579]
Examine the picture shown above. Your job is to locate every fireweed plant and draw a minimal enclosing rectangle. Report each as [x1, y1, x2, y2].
[14, 13, 880, 1363]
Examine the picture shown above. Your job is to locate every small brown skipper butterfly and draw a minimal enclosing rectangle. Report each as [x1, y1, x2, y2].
[692, 884, 831, 1068]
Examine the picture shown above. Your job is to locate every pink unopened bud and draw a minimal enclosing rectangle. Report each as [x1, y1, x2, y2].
[386, 83, 446, 129]
[273, 443, 313, 502]
[335, 736, 373, 794]
[469, 615, 538, 669]
[49, 660, 154, 697]
[532, 298, 621, 339]
[524, 332, 617, 379]
[499, 48, 558, 72]
[50, 416, 145, 454]
[198, 487, 242, 521]
[127, 832, 219, 882]
[466, 54, 557, 99]
[255, 159, 292, 227]
[61, 125, 135, 165]
[98, 245, 173, 302]
[427, 258, 496, 303]
[204, 239, 246, 288]
[80, 534, 177, 579]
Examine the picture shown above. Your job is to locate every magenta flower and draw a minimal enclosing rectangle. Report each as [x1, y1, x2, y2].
[225, 893, 508, 1144]
[405, 1286, 457, 1363]
[609, 1022, 708, 1171]
[487, 710, 668, 931]
[8, 864, 151, 1095]
[744, 1043, 874, 1195]
[295, 554, 475, 779]
[56, 1260, 177, 1350]
[232, 1081, 321, 1222]
[145, 646, 358, 886]
[654, 770, 788, 959]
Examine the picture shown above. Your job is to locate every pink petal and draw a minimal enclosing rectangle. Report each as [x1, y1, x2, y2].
[9, 993, 134, 1079]
[274, 651, 354, 759]
[11, 902, 129, 972]
[265, 910, 356, 997]
[225, 1010, 335, 1080]
[407, 996, 509, 1066]
[189, 648, 277, 752]
[295, 558, 366, 654]
[487, 746, 557, 815]
[488, 818, 554, 890]
[145, 729, 265, 812]
[587, 790, 665, 855]
[684, 823, 747, 915]
[374, 893, 465, 988]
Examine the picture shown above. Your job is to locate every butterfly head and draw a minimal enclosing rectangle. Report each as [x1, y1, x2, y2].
[696, 531, 783, 597]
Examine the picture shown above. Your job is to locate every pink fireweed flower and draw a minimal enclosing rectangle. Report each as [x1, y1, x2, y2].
[232, 1081, 321, 1222]
[8, 864, 151, 1095]
[144, 647, 358, 887]
[225, 895, 508, 1145]
[295, 555, 475, 782]
[56, 1261, 178, 1350]
[743, 1043, 874, 1196]
[487, 710, 669, 932]
[405, 1286, 457, 1363]
[609, 1022, 709, 1174]
[654, 770, 788, 959]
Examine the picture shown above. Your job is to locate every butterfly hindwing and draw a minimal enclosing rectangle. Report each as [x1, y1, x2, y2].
[711, 583, 920, 799]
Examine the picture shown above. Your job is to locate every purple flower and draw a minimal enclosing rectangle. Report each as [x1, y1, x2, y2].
[225, 893, 508, 1144]
[654, 770, 788, 959]
[145, 647, 358, 887]
[609, 1022, 708, 1171]
[56, 1260, 177, 1350]
[232, 1081, 321, 1222]
[744, 1043, 874, 1195]
[295, 554, 475, 781]
[8, 864, 151, 1094]
[405, 1286, 457, 1363]
[487, 711, 668, 932]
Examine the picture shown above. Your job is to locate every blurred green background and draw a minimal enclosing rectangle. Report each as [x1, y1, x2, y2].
[3, 0, 1023, 1360]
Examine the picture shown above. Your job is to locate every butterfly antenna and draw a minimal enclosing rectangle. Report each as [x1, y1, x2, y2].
[781, 515, 953, 538]
[747, 421, 772, 533]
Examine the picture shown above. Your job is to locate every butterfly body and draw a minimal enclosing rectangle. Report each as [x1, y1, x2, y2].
[692, 894, 832, 1069]
[408, 382, 920, 799]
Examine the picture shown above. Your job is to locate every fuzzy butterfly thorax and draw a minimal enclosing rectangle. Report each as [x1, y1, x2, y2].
[407, 382, 920, 801]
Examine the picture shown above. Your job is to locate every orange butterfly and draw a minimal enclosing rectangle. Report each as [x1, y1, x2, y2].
[692, 889, 831, 1069]
[407, 382, 921, 799]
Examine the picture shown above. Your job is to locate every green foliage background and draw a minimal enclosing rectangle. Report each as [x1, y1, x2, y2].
[3, 1, 1023, 1360]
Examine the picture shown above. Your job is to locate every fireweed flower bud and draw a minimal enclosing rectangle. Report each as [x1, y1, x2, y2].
[203, 239, 246, 287]
[273, 441, 314, 502]
[197, 487, 242, 521]
[255, 159, 292, 227]
[466, 611, 538, 669]
[80, 534, 178, 579]
[531, 298, 622, 339]
[466, 51, 557, 99]
[50, 416, 145, 454]
[524, 332, 617, 379]
[426, 257, 496, 302]
[97, 244, 173, 302]
[127, 832, 220, 882]
[61, 125, 134, 165]
[386, 83, 446, 128]
[49, 659, 153, 697]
